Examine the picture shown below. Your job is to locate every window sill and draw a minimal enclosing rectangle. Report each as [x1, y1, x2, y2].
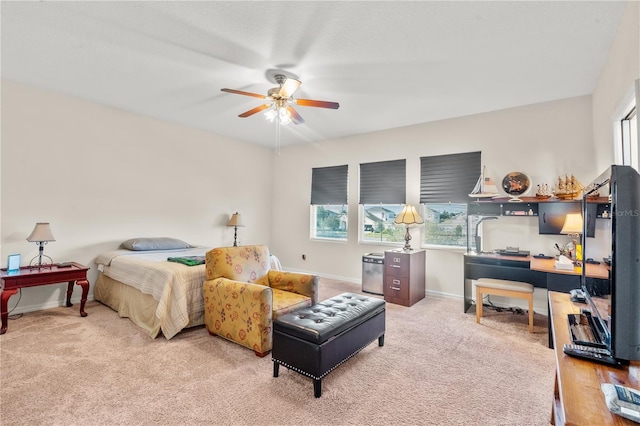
[421, 244, 466, 253]
[310, 237, 348, 244]
[359, 240, 404, 248]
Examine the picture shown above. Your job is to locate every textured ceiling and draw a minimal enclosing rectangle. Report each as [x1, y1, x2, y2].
[1, 1, 628, 148]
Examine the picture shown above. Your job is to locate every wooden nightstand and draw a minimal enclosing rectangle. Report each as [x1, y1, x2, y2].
[384, 249, 426, 307]
[0, 262, 90, 334]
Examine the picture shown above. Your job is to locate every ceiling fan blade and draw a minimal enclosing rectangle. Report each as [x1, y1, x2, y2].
[221, 88, 267, 99]
[295, 99, 340, 109]
[278, 78, 301, 98]
[287, 106, 305, 125]
[238, 103, 272, 117]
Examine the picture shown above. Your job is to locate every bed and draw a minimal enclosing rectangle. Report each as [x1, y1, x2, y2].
[94, 244, 210, 340]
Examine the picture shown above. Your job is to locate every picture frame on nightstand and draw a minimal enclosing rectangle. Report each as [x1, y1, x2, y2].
[7, 254, 21, 273]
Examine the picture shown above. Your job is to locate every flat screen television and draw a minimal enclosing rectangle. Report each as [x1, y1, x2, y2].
[538, 201, 596, 237]
[582, 165, 640, 362]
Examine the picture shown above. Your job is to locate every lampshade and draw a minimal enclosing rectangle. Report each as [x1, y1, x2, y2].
[560, 213, 583, 235]
[394, 205, 424, 225]
[26, 223, 56, 242]
[226, 213, 244, 227]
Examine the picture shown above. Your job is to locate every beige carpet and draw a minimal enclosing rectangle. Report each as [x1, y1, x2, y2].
[0, 279, 555, 425]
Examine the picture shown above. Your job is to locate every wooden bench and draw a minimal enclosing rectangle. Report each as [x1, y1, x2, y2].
[473, 278, 534, 333]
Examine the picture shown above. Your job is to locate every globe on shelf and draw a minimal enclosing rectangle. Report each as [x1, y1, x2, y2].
[501, 172, 530, 202]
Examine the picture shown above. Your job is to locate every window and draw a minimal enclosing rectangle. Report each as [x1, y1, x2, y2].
[311, 165, 348, 240]
[420, 152, 480, 248]
[621, 107, 637, 169]
[359, 159, 406, 244]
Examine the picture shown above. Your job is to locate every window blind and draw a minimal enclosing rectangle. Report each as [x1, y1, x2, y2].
[420, 152, 481, 203]
[311, 165, 348, 205]
[359, 159, 406, 204]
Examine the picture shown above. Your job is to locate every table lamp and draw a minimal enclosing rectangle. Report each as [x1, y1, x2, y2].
[394, 205, 424, 251]
[560, 213, 583, 261]
[26, 222, 56, 268]
[226, 212, 244, 247]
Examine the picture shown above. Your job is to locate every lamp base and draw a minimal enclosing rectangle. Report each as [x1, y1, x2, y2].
[233, 226, 239, 247]
[402, 226, 413, 251]
[29, 254, 53, 269]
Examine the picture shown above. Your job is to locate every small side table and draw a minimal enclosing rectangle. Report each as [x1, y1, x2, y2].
[0, 262, 90, 334]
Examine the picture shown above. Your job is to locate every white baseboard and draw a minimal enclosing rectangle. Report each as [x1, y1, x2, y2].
[6, 295, 95, 316]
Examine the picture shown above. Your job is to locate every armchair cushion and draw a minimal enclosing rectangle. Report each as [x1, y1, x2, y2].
[272, 289, 313, 319]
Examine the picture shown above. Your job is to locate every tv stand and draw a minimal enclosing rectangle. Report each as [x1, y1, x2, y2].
[548, 291, 639, 425]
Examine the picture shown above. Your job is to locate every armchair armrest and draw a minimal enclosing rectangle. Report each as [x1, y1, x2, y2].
[268, 271, 319, 304]
[203, 278, 273, 355]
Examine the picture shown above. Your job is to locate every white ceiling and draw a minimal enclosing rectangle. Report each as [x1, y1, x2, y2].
[1, 1, 628, 148]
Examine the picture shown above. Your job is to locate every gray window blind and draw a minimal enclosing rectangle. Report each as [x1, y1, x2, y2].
[359, 159, 406, 204]
[420, 152, 480, 203]
[311, 165, 348, 205]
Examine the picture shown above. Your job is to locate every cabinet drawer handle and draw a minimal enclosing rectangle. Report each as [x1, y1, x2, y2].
[391, 265, 401, 268]
[391, 286, 401, 291]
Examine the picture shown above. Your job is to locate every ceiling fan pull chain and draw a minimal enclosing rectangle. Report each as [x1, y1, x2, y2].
[275, 115, 281, 154]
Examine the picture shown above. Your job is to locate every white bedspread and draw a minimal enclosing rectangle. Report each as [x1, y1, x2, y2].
[97, 248, 209, 339]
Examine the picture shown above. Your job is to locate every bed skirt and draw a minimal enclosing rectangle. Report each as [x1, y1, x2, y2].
[94, 273, 204, 338]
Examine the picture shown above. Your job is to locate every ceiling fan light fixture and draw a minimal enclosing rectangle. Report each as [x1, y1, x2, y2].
[264, 105, 292, 125]
[264, 108, 277, 122]
[278, 107, 292, 125]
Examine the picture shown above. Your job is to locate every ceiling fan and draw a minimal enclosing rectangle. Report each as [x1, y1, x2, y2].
[221, 74, 339, 125]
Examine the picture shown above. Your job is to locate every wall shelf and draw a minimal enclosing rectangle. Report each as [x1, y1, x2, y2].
[468, 198, 611, 219]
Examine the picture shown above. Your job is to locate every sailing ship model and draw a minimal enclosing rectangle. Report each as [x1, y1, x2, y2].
[468, 166, 500, 199]
[535, 183, 552, 199]
[553, 174, 583, 200]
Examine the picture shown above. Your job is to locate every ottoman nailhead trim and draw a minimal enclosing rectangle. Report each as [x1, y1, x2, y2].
[272, 336, 380, 380]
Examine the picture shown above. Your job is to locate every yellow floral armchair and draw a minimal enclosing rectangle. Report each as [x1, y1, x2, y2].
[203, 245, 318, 357]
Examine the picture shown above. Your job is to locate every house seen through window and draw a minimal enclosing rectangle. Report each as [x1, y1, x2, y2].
[313, 205, 348, 239]
[361, 204, 405, 243]
[422, 203, 467, 247]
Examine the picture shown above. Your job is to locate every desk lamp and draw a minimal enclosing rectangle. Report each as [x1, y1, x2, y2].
[561, 213, 583, 261]
[474, 216, 498, 254]
[26, 222, 56, 268]
[394, 205, 424, 251]
[226, 212, 244, 247]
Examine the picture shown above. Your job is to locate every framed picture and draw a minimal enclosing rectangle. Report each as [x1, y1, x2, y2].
[7, 254, 21, 272]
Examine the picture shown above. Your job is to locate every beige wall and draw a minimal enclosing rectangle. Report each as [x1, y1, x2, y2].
[1, 80, 274, 312]
[270, 96, 597, 314]
[592, 0, 640, 171]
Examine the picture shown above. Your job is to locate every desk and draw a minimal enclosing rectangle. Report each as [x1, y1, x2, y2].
[464, 253, 609, 313]
[549, 291, 639, 425]
[0, 263, 90, 334]
[530, 257, 609, 279]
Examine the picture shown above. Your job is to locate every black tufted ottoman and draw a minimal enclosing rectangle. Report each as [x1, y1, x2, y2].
[272, 292, 385, 397]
